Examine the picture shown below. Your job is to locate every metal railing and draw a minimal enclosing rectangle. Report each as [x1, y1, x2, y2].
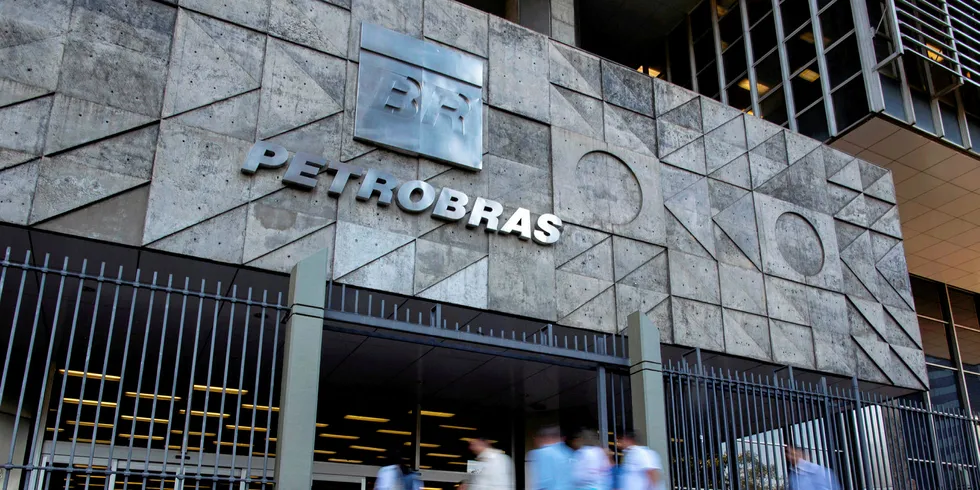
[892, 0, 980, 86]
[0, 248, 287, 490]
[664, 357, 980, 490]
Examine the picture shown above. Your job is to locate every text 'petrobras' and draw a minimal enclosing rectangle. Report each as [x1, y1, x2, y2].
[241, 142, 563, 245]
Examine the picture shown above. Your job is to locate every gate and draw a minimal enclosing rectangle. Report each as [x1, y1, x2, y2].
[664, 355, 980, 490]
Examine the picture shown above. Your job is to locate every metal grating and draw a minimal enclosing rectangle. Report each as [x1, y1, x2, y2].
[892, 0, 980, 85]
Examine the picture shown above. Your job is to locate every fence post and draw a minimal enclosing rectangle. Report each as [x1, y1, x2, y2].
[924, 393, 949, 490]
[274, 250, 329, 489]
[852, 377, 876, 490]
[627, 311, 670, 487]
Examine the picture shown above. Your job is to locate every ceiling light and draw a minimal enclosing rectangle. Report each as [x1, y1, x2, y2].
[193, 385, 247, 395]
[320, 433, 359, 440]
[647, 68, 661, 77]
[328, 459, 362, 464]
[269, 437, 277, 442]
[345, 415, 390, 423]
[926, 43, 945, 62]
[64, 398, 117, 408]
[746, 110, 755, 116]
[73, 465, 108, 470]
[170, 430, 216, 437]
[252, 452, 276, 457]
[126, 392, 181, 401]
[799, 69, 820, 82]
[421, 411, 454, 418]
[460, 438, 497, 443]
[67, 421, 113, 429]
[226, 425, 268, 432]
[214, 441, 251, 448]
[121, 415, 168, 423]
[420, 466, 432, 470]
[316, 423, 329, 428]
[58, 369, 120, 381]
[799, 31, 830, 44]
[350, 445, 386, 452]
[179, 410, 229, 418]
[636, 65, 644, 73]
[378, 430, 412, 436]
[72, 438, 112, 444]
[448, 462, 468, 466]
[426, 453, 461, 458]
[405, 442, 440, 448]
[738, 78, 770, 95]
[314, 450, 337, 455]
[168, 445, 202, 451]
[243, 404, 279, 412]
[716, 5, 728, 16]
[439, 425, 477, 431]
[121, 434, 165, 441]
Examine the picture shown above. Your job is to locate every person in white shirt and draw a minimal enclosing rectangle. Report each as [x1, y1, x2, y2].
[468, 436, 515, 490]
[569, 428, 612, 490]
[616, 430, 664, 490]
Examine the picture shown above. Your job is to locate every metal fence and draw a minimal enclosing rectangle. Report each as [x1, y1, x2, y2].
[665, 358, 980, 490]
[0, 249, 287, 490]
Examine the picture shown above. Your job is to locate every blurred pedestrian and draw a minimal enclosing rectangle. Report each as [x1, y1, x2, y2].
[528, 425, 574, 490]
[375, 449, 423, 490]
[468, 436, 515, 490]
[785, 444, 841, 490]
[616, 430, 664, 490]
[569, 428, 611, 490]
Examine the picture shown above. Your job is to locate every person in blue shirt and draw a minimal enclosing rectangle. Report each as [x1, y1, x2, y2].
[528, 425, 575, 490]
[785, 444, 841, 490]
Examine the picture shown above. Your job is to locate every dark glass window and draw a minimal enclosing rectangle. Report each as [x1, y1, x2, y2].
[912, 91, 937, 133]
[792, 62, 823, 111]
[958, 327, 980, 372]
[785, 26, 818, 74]
[755, 52, 783, 90]
[929, 365, 963, 410]
[695, 35, 717, 71]
[965, 373, 980, 415]
[950, 289, 979, 329]
[797, 101, 829, 140]
[913, 277, 945, 320]
[940, 102, 963, 146]
[751, 14, 778, 60]
[718, 1, 743, 46]
[724, 39, 747, 81]
[826, 34, 861, 87]
[969, 115, 980, 150]
[760, 86, 789, 125]
[746, 0, 772, 26]
[727, 79, 753, 111]
[780, 0, 811, 37]
[698, 63, 721, 100]
[921, 317, 955, 367]
[833, 75, 869, 130]
[691, 1, 713, 42]
[668, 27, 694, 90]
[819, 0, 854, 46]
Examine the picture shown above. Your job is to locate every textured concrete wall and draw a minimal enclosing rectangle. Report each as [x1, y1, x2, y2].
[0, 0, 925, 388]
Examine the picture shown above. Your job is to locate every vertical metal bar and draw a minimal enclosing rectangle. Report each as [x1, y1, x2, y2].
[768, 0, 798, 130]
[610, 370, 618, 465]
[0, 250, 31, 413]
[161, 278, 190, 484]
[261, 292, 284, 481]
[246, 290, 268, 484]
[213, 285, 239, 477]
[414, 400, 423, 470]
[597, 366, 608, 448]
[699, 362, 719, 490]
[688, 15, 700, 93]
[683, 360, 703, 490]
[178, 279, 208, 480]
[677, 363, 693, 489]
[194, 280, 223, 480]
[142, 274, 174, 476]
[122, 270, 159, 483]
[853, 377, 879, 490]
[820, 379, 840, 478]
[710, 0, 729, 103]
[925, 392, 950, 489]
[807, 0, 837, 135]
[760, 374, 779, 490]
[709, 366, 731, 490]
[84, 265, 125, 472]
[849, 0, 887, 112]
[730, 369, 751, 490]
[71, 262, 108, 490]
[740, 0, 761, 115]
[229, 288, 254, 480]
[104, 268, 143, 490]
[896, 400, 919, 490]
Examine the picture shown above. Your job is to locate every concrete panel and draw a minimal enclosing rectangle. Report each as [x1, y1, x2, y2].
[561, 287, 616, 333]
[332, 221, 415, 279]
[550, 85, 603, 139]
[704, 116, 747, 174]
[247, 223, 336, 274]
[0, 35, 62, 106]
[45, 94, 154, 154]
[243, 185, 338, 263]
[665, 178, 714, 257]
[668, 250, 719, 304]
[613, 236, 664, 282]
[840, 230, 878, 298]
[149, 205, 248, 264]
[31, 126, 157, 222]
[813, 330, 854, 376]
[142, 121, 253, 243]
[653, 78, 698, 117]
[270, 0, 348, 57]
[770, 320, 815, 369]
[488, 108, 550, 169]
[722, 309, 771, 359]
[0, 0, 73, 43]
[549, 42, 601, 98]
[661, 138, 706, 175]
[615, 284, 669, 335]
[489, 233, 557, 321]
[340, 61, 375, 161]
[864, 171, 896, 204]
[603, 103, 657, 157]
[661, 165, 700, 201]
[701, 96, 743, 133]
[488, 17, 550, 122]
[556, 270, 612, 319]
[807, 287, 848, 335]
[423, 0, 489, 58]
[555, 224, 609, 266]
[748, 132, 788, 188]
[268, 113, 344, 165]
[657, 98, 702, 158]
[258, 39, 345, 139]
[601, 60, 652, 117]
[765, 276, 810, 326]
[419, 257, 489, 309]
[619, 251, 669, 294]
[0, 160, 39, 225]
[180, 0, 271, 31]
[342, 241, 416, 296]
[487, 155, 553, 216]
[552, 127, 665, 244]
[719, 263, 766, 316]
[336, 150, 421, 238]
[37, 185, 149, 246]
[347, 0, 423, 62]
[0, 96, 52, 162]
[415, 222, 489, 293]
[557, 236, 612, 281]
[757, 149, 831, 215]
[876, 242, 914, 310]
[708, 179, 748, 217]
[713, 224, 758, 271]
[710, 154, 751, 190]
[174, 91, 261, 143]
[784, 130, 821, 164]
[70, 0, 175, 61]
[58, 37, 168, 117]
[672, 297, 724, 351]
[163, 11, 265, 117]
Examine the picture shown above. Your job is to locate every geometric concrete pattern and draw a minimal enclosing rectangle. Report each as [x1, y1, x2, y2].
[0, 0, 924, 389]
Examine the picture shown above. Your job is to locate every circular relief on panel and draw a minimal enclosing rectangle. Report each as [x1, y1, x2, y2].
[566, 151, 642, 225]
[774, 212, 824, 276]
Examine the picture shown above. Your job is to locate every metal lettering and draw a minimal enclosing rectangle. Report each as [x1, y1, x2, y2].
[327, 162, 364, 197]
[467, 197, 503, 231]
[282, 152, 325, 190]
[431, 187, 469, 221]
[396, 180, 437, 213]
[241, 141, 289, 174]
[499, 208, 533, 240]
[421, 87, 470, 134]
[533, 214, 563, 245]
[379, 74, 421, 117]
[356, 169, 399, 206]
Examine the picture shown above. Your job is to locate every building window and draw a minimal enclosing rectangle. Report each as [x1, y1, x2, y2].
[833, 75, 870, 131]
[921, 317, 955, 367]
[928, 365, 962, 410]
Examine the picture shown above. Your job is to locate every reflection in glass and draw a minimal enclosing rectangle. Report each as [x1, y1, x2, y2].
[724, 39, 747, 81]
[826, 34, 861, 88]
[751, 14, 778, 60]
[698, 63, 721, 100]
[755, 53, 782, 90]
[833, 75, 869, 131]
[785, 26, 818, 74]
[940, 102, 963, 146]
[797, 102, 829, 141]
[818, 0, 853, 46]
[920, 317, 955, 367]
[760, 87, 788, 125]
[718, 1, 742, 46]
[792, 62, 823, 111]
[780, 0, 811, 38]
[950, 289, 979, 329]
[957, 327, 980, 371]
[727, 79, 753, 111]
[966, 373, 980, 415]
[912, 277, 945, 320]
[929, 365, 963, 410]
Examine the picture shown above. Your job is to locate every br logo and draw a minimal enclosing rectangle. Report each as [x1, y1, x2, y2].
[353, 23, 484, 171]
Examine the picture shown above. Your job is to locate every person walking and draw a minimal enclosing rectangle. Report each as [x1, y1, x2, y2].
[375, 449, 423, 490]
[785, 444, 841, 490]
[468, 436, 515, 490]
[616, 430, 664, 490]
[528, 425, 575, 490]
[568, 428, 611, 490]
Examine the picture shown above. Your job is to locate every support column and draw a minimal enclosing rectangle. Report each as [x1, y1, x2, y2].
[274, 250, 329, 489]
[626, 311, 670, 487]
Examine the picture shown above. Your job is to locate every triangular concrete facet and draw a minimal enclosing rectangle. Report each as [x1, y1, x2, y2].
[246, 224, 336, 274]
[661, 137, 706, 175]
[557, 237, 613, 281]
[859, 160, 888, 189]
[342, 242, 416, 296]
[418, 257, 489, 309]
[840, 232, 878, 300]
[665, 178, 715, 257]
[332, 222, 415, 279]
[45, 95, 154, 153]
[560, 287, 617, 333]
[828, 159, 862, 192]
[556, 270, 613, 319]
[258, 40, 343, 139]
[654, 78, 698, 116]
[785, 131, 821, 164]
[555, 224, 610, 267]
[756, 150, 829, 214]
[173, 90, 260, 142]
[709, 154, 751, 189]
[613, 236, 665, 281]
[661, 163, 702, 200]
[835, 220, 866, 251]
[148, 205, 248, 264]
[713, 192, 762, 270]
[870, 206, 902, 239]
[865, 172, 896, 204]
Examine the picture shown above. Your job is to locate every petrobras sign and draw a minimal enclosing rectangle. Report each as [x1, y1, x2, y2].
[353, 23, 483, 171]
[240, 142, 563, 245]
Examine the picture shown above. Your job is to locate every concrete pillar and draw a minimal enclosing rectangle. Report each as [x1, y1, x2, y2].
[274, 250, 328, 489]
[550, 0, 576, 45]
[626, 311, 670, 487]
